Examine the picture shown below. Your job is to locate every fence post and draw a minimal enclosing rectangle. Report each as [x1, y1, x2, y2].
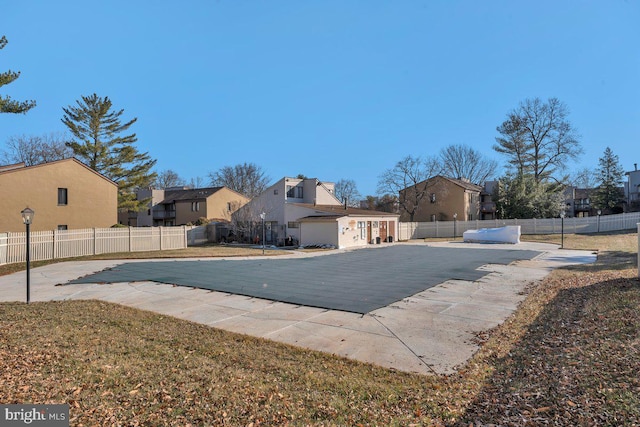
[160, 226, 164, 250]
[129, 227, 132, 252]
[93, 228, 97, 255]
[52, 228, 57, 260]
[183, 225, 187, 248]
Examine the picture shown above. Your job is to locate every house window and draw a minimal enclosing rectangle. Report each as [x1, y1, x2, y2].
[296, 186, 303, 198]
[357, 221, 366, 239]
[191, 202, 200, 212]
[58, 188, 68, 205]
[430, 193, 436, 203]
[227, 202, 232, 212]
[286, 185, 294, 197]
[430, 214, 436, 222]
[288, 221, 299, 229]
[468, 214, 473, 221]
[147, 209, 151, 215]
[274, 189, 279, 195]
[57, 225, 68, 230]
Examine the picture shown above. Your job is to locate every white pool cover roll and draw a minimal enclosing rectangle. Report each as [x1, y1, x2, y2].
[463, 225, 521, 244]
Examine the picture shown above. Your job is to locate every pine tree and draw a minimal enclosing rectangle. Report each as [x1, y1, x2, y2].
[494, 173, 564, 219]
[62, 94, 157, 211]
[1, 36, 36, 114]
[593, 147, 625, 213]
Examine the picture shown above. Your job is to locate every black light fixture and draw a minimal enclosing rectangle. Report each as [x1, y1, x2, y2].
[260, 212, 266, 255]
[21, 207, 35, 304]
[560, 210, 565, 249]
[453, 212, 458, 240]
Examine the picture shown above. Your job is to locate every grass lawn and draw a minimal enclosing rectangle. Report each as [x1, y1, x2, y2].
[1, 233, 639, 425]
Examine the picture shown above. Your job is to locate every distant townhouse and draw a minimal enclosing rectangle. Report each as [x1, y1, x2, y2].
[399, 175, 483, 222]
[120, 186, 249, 227]
[625, 163, 640, 212]
[0, 158, 117, 232]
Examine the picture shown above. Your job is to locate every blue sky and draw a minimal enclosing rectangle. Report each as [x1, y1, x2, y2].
[1, 1, 639, 196]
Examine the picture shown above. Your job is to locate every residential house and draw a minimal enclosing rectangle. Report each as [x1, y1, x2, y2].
[398, 175, 483, 222]
[480, 180, 498, 220]
[0, 158, 117, 232]
[120, 186, 249, 227]
[563, 186, 596, 218]
[625, 163, 640, 212]
[233, 176, 399, 248]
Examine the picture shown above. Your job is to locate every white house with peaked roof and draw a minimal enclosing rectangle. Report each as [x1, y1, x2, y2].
[233, 176, 399, 248]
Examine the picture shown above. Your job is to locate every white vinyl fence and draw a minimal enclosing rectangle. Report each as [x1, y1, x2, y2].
[0, 226, 192, 265]
[399, 212, 640, 241]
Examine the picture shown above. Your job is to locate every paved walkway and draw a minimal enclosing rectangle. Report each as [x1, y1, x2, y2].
[0, 242, 596, 375]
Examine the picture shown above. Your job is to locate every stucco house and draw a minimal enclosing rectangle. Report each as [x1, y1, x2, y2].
[232, 176, 399, 248]
[399, 175, 483, 222]
[0, 158, 118, 232]
[121, 186, 249, 227]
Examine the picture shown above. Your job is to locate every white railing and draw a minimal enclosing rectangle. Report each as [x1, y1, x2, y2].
[399, 212, 640, 241]
[0, 226, 190, 265]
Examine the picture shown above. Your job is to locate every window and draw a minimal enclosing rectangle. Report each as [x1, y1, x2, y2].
[286, 185, 294, 197]
[468, 214, 473, 221]
[357, 221, 366, 239]
[296, 186, 303, 198]
[430, 193, 436, 203]
[287, 221, 299, 229]
[191, 201, 200, 212]
[58, 188, 68, 205]
[227, 202, 232, 212]
[57, 225, 68, 230]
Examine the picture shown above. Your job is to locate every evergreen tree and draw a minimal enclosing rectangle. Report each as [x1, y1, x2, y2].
[494, 173, 564, 219]
[1, 36, 36, 114]
[62, 94, 157, 211]
[592, 147, 625, 213]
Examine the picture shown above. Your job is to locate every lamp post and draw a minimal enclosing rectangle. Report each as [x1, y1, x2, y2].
[21, 207, 34, 304]
[453, 213, 458, 240]
[597, 209, 602, 233]
[560, 210, 565, 249]
[259, 212, 266, 255]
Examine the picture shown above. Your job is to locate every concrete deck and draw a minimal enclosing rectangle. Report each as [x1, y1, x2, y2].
[0, 242, 596, 375]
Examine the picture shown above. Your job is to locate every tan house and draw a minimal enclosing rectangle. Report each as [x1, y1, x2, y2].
[399, 175, 483, 222]
[121, 186, 249, 227]
[0, 158, 118, 232]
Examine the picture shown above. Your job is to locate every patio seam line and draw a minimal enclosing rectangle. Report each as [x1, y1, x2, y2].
[371, 315, 439, 375]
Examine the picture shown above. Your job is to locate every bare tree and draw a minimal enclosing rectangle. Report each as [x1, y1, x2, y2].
[377, 155, 442, 221]
[334, 178, 362, 207]
[1, 133, 73, 166]
[439, 144, 498, 185]
[569, 167, 598, 189]
[208, 162, 269, 198]
[188, 176, 206, 189]
[153, 169, 185, 189]
[494, 97, 582, 183]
